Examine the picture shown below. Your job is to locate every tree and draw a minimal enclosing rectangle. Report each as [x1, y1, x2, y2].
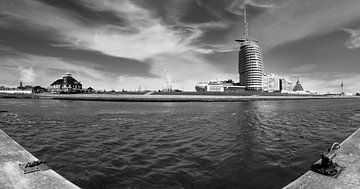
[32, 86, 47, 93]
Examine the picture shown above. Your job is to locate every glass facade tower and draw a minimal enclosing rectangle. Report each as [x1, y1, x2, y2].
[237, 40, 263, 91]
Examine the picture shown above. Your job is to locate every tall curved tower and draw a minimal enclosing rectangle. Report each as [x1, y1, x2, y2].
[236, 9, 263, 91]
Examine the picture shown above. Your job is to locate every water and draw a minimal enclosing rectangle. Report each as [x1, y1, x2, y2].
[0, 98, 359, 189]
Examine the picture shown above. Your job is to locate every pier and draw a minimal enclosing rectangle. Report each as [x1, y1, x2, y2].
[283, 127, 360, 188]
[0, 129, 79, 188]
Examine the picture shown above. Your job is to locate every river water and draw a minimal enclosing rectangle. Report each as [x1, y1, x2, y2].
[0, 98, 359, 188]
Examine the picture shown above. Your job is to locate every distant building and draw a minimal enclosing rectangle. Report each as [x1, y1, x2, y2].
[293, 79, 304, 92]
[0, 82, 32, 94]
[49, 73, 82, 93]
[262, 73, 296, 93]
[280, 78, 295, 93]
[17, 81, 23, 90]
[236, 9, 263, 91]
[262, 73, 281, 92]
[85, 87, 95, 93]
[195, 79, 246, 92]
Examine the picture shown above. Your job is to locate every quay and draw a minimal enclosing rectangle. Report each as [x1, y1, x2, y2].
[0, 129, 79, 189]
[36, 93, 360, 102]
[283, 127, 360, 188]
[1, 93, 360, 102]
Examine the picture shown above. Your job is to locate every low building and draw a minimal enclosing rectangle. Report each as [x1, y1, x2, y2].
[195, 79, 246, 92]
[49, 73, 82, 93]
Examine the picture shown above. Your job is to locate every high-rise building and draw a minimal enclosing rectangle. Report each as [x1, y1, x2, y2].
[236, 9, 263, 91]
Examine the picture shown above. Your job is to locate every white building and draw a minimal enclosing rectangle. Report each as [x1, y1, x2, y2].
[262, 73, 295, 93]
[262, 73, 280, 92]
[195, 79, 245, 92]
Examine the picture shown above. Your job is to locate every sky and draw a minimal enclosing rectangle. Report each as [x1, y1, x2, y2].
[0, 0, 360, 93]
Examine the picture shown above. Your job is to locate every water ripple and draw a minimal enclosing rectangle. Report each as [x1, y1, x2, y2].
[0, 99, 359, 189]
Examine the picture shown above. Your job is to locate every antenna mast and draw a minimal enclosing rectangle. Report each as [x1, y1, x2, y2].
[341, 81, 344, 95]
[243, 9, 249, 40]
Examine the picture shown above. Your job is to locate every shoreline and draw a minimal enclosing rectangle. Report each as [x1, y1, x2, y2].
[1, 93, 359, 102]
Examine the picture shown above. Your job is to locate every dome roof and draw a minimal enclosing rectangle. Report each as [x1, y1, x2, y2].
[293, 80, 304, 91]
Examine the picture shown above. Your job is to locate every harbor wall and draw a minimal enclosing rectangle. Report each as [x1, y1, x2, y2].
[1, 93, 359, 102]
[38, 93, 360, 102]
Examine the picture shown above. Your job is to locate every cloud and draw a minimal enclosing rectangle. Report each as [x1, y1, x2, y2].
[0, 45, 14, 52]
[19, 67, 36, 83]
[2, 0, 360, 92]
[250, 0, 360, 50]
[190, 0, 360, 55]
[1, 53, 108, 87]
[74, 1, 231, 61]
[226, 0, 275, 16]
[0, 0, 231, 90]
[289, 64, 317, 73]
[0, 0, 222, 61]
[0, 52, 227, 91]
[343, 28, 360, 49]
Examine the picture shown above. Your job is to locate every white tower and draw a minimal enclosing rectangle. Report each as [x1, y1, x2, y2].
[235, 9, 263, 91]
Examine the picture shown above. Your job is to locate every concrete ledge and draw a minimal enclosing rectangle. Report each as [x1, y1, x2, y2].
[0, 129, 80, 189]
[283, 127, 360, 188]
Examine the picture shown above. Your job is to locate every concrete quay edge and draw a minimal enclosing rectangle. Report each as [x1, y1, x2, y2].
[0, 128, 80, 189]
[283, 127, 360, 189]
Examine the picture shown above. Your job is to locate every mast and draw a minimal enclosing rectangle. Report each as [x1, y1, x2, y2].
[341, 81, 344, 95]
[243, 9, 249, 40]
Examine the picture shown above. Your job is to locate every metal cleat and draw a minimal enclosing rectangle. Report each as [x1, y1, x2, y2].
[310, 142, 345, 178]
[19, 160, 50, 174]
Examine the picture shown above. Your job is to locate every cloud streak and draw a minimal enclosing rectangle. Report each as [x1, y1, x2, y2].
[343, 28, 360, 49]
[19, 67, 36, 84]
[0, 0, 229, 90]
[226, 0, 275, 16]
[251, 0, 360, 50]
